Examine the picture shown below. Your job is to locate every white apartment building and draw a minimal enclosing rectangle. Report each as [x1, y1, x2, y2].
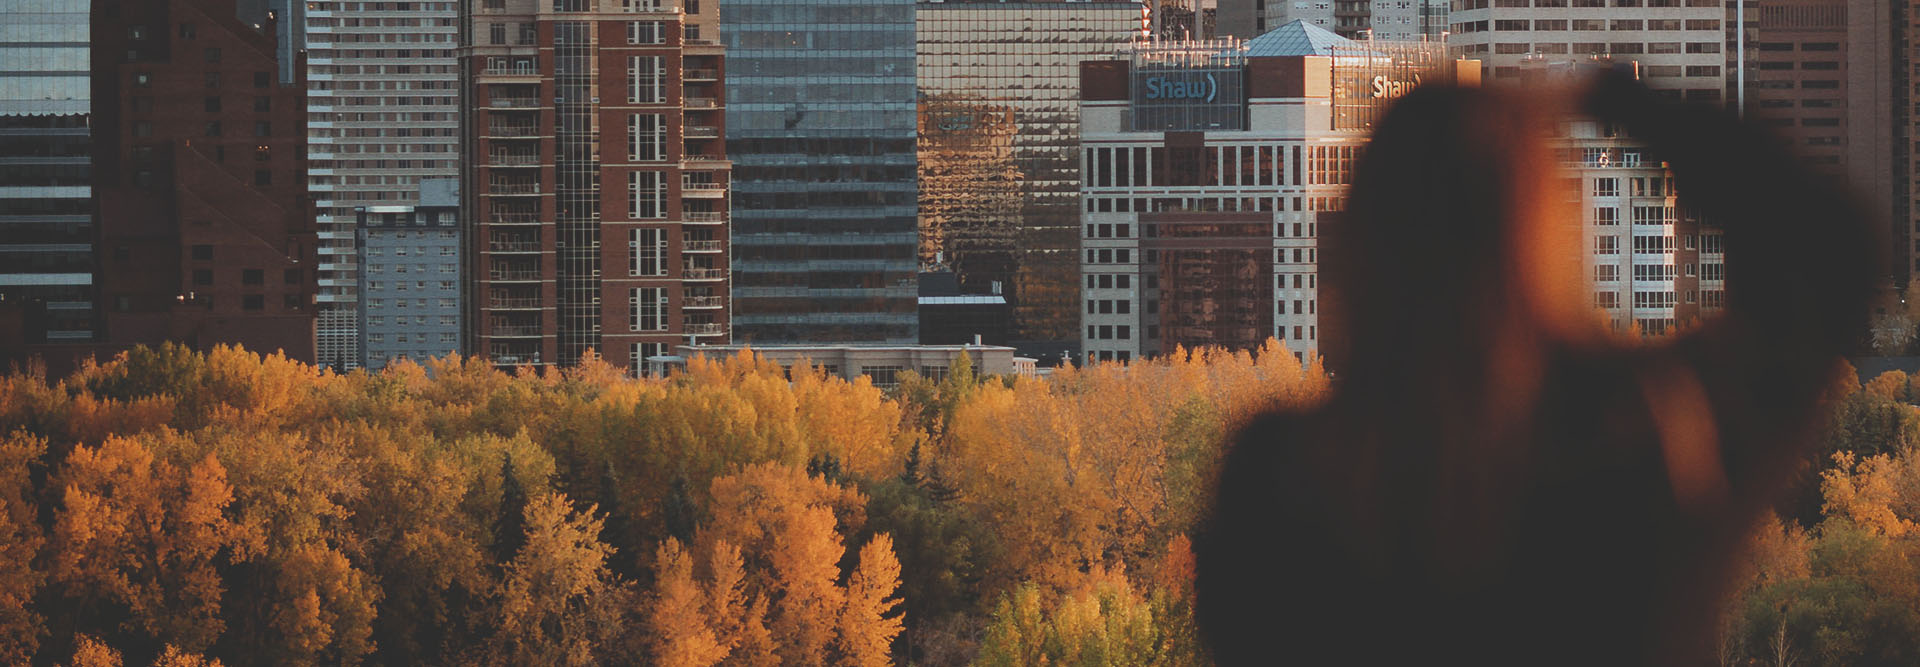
[304, 0, 461, 369]
[1445, 0, 1725, 102]
[1076, 23, 1468, 362]
[1563, 119, 1725, 335]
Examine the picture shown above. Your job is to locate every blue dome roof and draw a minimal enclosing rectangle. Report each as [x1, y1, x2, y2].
[1244, 20, 1356, 57]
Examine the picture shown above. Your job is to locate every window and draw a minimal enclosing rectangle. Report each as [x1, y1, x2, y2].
[1594, 265, 1618, 282]
[254, 170, 272, 186]
[243, 294, 264, 311]
[285, 269, 302, 284]
[254, 121, 271, 137]
[204, 96, 221, 112]
[192, 245, 214, 260]
[205, 121, 223, 137]
[1593, 178, 1619, 197]
[630, 228, 666, 276]
[253, 71, 270, 88]
[628, 113, 665, 161]
[193, 269, 213, 285]
[1594, 207, 1618, 225]
[628, 55, 664, 103]
[242, 269, 264, 285]
[631, 288, 667, 331]
[204, 47, 222, 63]
[1594, 236, 1619, 255]
[490, 23, 506, 44]
[630, 171, 666, 218]
[628, 21, 665, 44]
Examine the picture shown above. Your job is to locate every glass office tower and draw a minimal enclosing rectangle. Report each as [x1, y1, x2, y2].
[0, 0, 95, 341]
[918, 3, 1149, 354]
[723, 0, 920, 344]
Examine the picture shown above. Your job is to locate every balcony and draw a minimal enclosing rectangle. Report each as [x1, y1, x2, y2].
[683, 212, 725, 224]
[684, 97, 718, 109]
[682, 267, 725, 281]
[489, 239, 543, 253]
[682, 153, 727, 165]
[486, 296, 544, 309]
[489, 211, 542, 224]
[684, 125, 719, 139]
[482, 66, 540, 78]
[488, 153, 541, 166]
[684, 68, 718, 81]
[486, 97, 541, 109]
[685, 322, 727, 336]
[487, 182, 541, 195]
[681, 180, 725, 198]
[489, 270, 542, 282]
[486, 124, 542, 138]
[489, 353, 546, 366]
[683, 296, 724, 308]
[489, 325, 543, 337]
[682, 239, 722, 252]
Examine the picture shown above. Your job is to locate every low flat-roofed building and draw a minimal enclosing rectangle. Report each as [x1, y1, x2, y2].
[648, 343, 1032, 386]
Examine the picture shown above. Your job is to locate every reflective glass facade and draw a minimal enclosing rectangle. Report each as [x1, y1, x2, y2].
[917, 3, 1148, 352]
[724, 0, 919, 344]
[0, 0, 94, 340]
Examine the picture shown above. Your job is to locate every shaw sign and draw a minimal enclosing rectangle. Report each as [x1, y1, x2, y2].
[1143, 72, 1218, 103]
[1369, 73, 1422, 100]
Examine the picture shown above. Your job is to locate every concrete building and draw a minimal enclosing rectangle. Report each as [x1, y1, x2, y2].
[356, 179, 461, 369]
[1076, 22, 1470, 362]
[461, 0, 731, 372]
[1445, 0, 1724, 101]
[649, 343, 1030, 386]
[917, 2, 1149, 357]
[303, 0, 460, 370]
[1556, 116, 1724, 335]
[1215, 0, 1448, 40]
[724, 0, 919, 345]
[1732, 0, 1898, 282]
[0, 0, 95, 343]
[88, 0, 319, 361]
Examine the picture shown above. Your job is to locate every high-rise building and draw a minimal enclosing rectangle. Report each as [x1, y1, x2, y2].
[357, 178, 462, 369]
[918, 2, 1148, 357]
[461, 0, 731, 371]
[1446, 0, 1725, 101]
[0, 0, 96, 344]
[1215, 0, 1447, 40]
[1557, 118, 1724, 335]
[723, 0, 919, 345]
[87, 0, 319, 361]
[1730, 0, 1898, 282]
[304, 0, 461, 370]
[1076, 23, 1469, 361]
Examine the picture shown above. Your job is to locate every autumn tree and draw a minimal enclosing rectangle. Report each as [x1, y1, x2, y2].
[644, 538, 726, 667]
[0, 430, 46, 663]
[482, 493, 631, 666]
[837, 534, 905, 667]
[47, 436, 254, 656]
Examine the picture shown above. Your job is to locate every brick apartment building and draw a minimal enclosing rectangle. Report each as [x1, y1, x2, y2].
[461, 0, 730, 371]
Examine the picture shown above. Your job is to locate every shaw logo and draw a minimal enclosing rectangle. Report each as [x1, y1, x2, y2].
[1370, 74, 1422, 100]
[1143, 73, 1218, 103]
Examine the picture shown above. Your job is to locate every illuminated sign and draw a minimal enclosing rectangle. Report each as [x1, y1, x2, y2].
[1130, 66, 1244, 131]
[1143, 73, 1218, 103]
[1369, 74, 1421, 100]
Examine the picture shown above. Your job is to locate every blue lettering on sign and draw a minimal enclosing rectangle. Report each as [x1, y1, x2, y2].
[1143, 72, 1218, 103]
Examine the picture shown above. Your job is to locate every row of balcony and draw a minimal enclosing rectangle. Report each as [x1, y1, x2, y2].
[483, 211, 725, 225]
[483, 295, 725, 310]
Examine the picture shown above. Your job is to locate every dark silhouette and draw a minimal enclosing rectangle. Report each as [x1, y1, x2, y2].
[1195, 75, 1878, 665]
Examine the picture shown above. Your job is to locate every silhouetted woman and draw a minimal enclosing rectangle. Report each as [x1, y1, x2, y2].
[1195, 74, 1877, 664]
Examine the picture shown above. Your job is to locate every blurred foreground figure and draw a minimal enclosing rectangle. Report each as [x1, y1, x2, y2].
[1196, 76, 1877, 664]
